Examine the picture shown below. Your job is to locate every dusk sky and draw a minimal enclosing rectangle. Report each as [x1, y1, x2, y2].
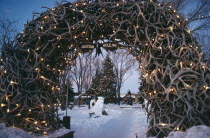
[0, 0, 140, 93]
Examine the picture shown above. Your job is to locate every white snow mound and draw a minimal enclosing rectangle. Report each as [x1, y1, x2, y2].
[0, 123, 31, 138]
[166, 125, 210, 138]
[90, 97, 105, 115]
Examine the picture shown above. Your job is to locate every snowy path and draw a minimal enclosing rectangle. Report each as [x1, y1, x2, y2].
[90, 109, 141, 138]
[62, 106, 148, 138]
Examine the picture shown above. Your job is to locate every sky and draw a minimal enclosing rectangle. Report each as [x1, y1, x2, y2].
[0, 0, 140, 93]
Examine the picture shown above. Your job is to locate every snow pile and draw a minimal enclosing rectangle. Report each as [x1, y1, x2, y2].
[167, 125, 210, 138]
[0, 123, 32, 138]
[33, 128, 71, 138]
[90, 97, 105, 115]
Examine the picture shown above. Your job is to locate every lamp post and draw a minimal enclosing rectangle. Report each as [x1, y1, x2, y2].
[63, 84, 70, 129]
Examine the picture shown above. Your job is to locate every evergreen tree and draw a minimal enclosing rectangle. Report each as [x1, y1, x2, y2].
[87, 69, 103, 96]
[67, 81, 74, 102]
[100, 55, 116, 103]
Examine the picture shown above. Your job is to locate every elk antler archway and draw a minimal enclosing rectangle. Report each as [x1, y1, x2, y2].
[0, 0, 210, 137]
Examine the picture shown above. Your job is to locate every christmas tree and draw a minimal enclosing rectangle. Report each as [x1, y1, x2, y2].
[87, 69, 103, 96]
[100, 55, 116, 104]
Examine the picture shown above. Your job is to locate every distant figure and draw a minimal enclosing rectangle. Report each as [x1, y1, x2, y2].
[92, 102, 95, 107]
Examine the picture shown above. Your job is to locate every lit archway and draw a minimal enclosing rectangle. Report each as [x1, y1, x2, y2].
[0, 0, 210, 137]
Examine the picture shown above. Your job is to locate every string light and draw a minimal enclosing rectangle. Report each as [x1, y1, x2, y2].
[169, 26, 173, 31]
[1, 104, 6, 107]
[41, 121, 46, 123]
[44, 16, 49, 19]
[16, 113, 21, 116]
[6, 96, 8, 101]
[10, 81, 17, 84]
[190, 62, 193, 67]
[57, 36, 61, 40]
[7, 109, 10, 112]
[39, 76, 45, 79]
[160, 123, 167, 126]
[175, 127, 179, 131]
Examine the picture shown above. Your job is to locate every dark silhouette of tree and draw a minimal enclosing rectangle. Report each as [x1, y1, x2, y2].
[100, 55, 117, 103]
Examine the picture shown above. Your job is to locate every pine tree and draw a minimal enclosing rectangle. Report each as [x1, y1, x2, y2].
[67, 81, 74, 102]
[87, 69, 103, 96]
[100, 55, 116, 104]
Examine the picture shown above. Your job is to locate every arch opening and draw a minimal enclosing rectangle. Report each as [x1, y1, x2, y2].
[0, 0, 210, 137]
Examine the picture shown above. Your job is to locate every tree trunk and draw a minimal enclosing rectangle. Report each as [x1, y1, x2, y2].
[117, 87, 121, 105]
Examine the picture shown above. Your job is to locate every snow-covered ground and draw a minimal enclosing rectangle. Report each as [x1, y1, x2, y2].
[1, 104, 210, 138]
[58, 104, 148, 138]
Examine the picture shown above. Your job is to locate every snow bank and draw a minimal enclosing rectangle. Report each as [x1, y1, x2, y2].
[167, 125, 210, 138]
[0, 123, 32, 138]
